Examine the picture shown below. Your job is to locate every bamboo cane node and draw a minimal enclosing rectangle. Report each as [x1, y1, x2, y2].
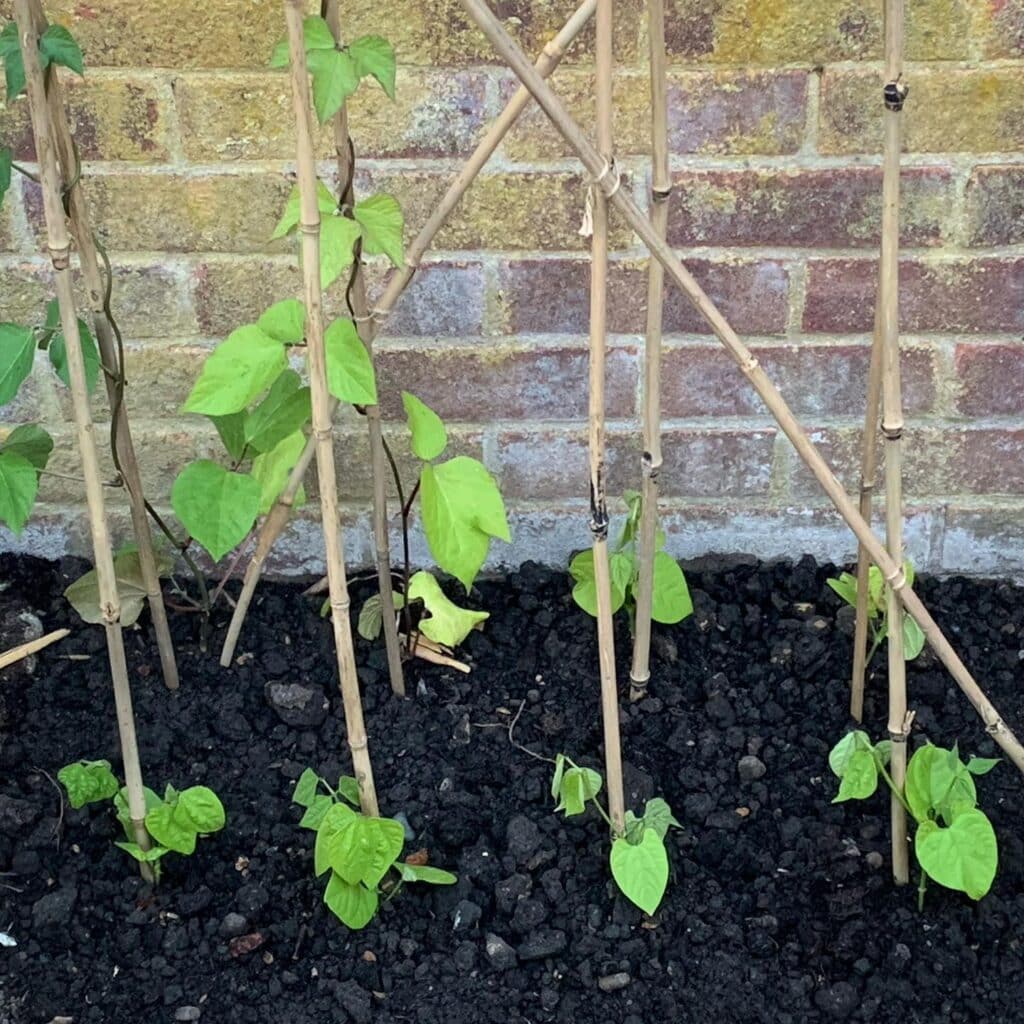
[883, 79, 909, 111]
[590, 158, 622, 198]
[651, 186, 673, 203]
[48, 243, 72, 270]
[881, 424, 903, 441]
[298, 222, 320, 235]
[311, 426, 333, 441]
[888, 709, 915, 743]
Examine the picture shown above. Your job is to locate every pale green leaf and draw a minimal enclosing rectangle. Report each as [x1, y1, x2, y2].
[568, 548, 628, 617]
[967, 757, 1000, 777]
[420, 457, 509, 590]
[641, 797, 681, 840]
[182, 325, 287, 416]
[903, 615, 926, 661]
[348, 35, 396, 98]
[145, 802, 196, 855]
[832, 747, 878, 803]
[610, 830, 669, 915]
[2, 424, 52, 472]
[358, 594, 383, 640]
[0, 147, 11, 211]
[398, 863, 457, 885]
[308, 47, 359, 124]
[176, 786, 225, 833]
[171, 461, 261, 562]
[325, 318, 376, 404]
[0, 323, 36, 405]
[826, 573, 859, 610]
[338, 776, 362, 807]
[651, 551, 692, 624]
[270, 181, 337, 241]
[556, 765, 602, 816]
[353, 193, 404, 267]
[115, 841, 171, 864]
[0, 451, 37, 535]
[251, 431, 308, 516]
[293, 767, 320, 808]
[257, 299, 306, 344]
[550, 754, 566, 802]
[0, 21, 25, 101]
[402, 391, 446, 461]
[300, 794, 333, 830]
[323, 872, 378, 929]
[828, 730, 872, 777]
[318, 214, 363, 290]
[58, 760, 119, 809]
[915, 809, 998, 900]
[244, 370, 311, 454]
[269, 15, 336, 67]
[407, 570, 488, 648]
[49, 318, 101, 395]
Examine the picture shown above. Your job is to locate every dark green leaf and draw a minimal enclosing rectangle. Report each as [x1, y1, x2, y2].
[210, 411, 248, 462]
[2, 423, 52, 471]
[244, 370, 311, 454]
[39, 25, 84, 75]
[1, 22, 25, 101]
[64, 545, 173, 627]
[641, 797, 681, 840]
[49, 318, 101, 394]
[58, 759, 119, 809]
[337, 776, 362, 807]
[0, 450, 37, 535]
[0, 147, 11, 210]
[251, 431, 307, 515]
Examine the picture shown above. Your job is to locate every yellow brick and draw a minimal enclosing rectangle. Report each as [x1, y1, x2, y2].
[366, 170, 633, 252]
[0, 73, 171, 162]
[663, 0, 974, 64]
[26, 173, 293, 253]
[172, 68, 489, 162]
[820, 68, 1024, 155]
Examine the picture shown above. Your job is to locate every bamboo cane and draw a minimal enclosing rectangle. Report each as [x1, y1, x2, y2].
[284, 0, 378, 816]
[0, 628, 70, 671]
[14, 0, 153, 877]
[457, 0, 1024, 775]
[849, 292, 884, 722]
[321, 0, 404, 698]
[628, 0, 669, 703]
[25, 0, 179, 691]
[589, 0, 626, 834]
[879, 0, 910, 885]
[219, 0, 596, 667]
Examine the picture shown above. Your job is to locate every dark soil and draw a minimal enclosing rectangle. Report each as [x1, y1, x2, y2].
[2, 553, 1024, 1024]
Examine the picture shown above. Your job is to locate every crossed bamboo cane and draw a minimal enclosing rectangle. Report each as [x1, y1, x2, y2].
[455, 0, 1024, 776]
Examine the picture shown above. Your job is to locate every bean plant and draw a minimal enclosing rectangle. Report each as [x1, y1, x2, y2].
[829, 731, 999, 907]
[59, 760, 226, 879]
[292, 767, 455, 928]
[0, 22, 84, 538]
[569, 490, 691, 628]
[828, 561, 926, 663]
[551, 755, 679, 915]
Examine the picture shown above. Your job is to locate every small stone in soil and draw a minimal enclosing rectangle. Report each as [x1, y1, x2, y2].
[264, 681, 329, 728]
[814, 981, 859, 1020]
[219, 913, 249, 938]
[484, 933, 517, 970]
[335, 980, 372, 1024]
[32, 886, 77, 930]
[737, 755, 767, 781]
[598, 973, 631, 993]
[517, 929, 567, 960]
[174, 1007, 201, 1022]
[451, 900, 482, 931]
[505, 814, 541, 865]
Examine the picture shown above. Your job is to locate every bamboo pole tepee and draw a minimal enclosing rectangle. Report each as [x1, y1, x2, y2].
[283, 0, 378, 815]
[14, 0, 153, 875]
[219, 0, 597, 667]
[629, 0, 670, 703]
[456, 0, 1024, 777]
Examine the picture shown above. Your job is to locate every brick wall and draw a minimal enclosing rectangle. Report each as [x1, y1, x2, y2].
[1, 0, 1023, 577]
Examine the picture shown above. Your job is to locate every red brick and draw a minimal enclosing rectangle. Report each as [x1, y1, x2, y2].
[661, 342, 936, 419]
[502, 69, 807, 160]
[965, 166, 1024, 247]
[375, 343, 637, 422]
[191, 259, 487, 338]
[956, 429, 1024, 494]
[502, 258, 790, 336]
[803, 259, 1024, 334]
[954, 344, 1024, 417]
[493, 427, 774, 500]
[667, 168, 953, 249]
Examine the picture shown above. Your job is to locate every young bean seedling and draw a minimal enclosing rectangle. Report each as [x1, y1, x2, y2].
[828, 561, 925, 664]
[59, 760, 226, 879]
[829, 731, 999, 907]
[550, 754, 679, 915]
[569, 490, 691, 629]
[356, 391, 509, 653]
[292, 767, 456, 928]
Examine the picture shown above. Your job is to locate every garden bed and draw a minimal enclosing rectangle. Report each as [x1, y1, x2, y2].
[1, 552, 1023, 1024]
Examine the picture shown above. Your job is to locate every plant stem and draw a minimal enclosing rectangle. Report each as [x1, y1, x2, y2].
[284, 0, 378, 816]
[458, 0, 1024, 778]
[917, 868, 927, 911]
[217, 0, 597, 668]
[323, 0, 404, 698]
[15, 0, 153, 878]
